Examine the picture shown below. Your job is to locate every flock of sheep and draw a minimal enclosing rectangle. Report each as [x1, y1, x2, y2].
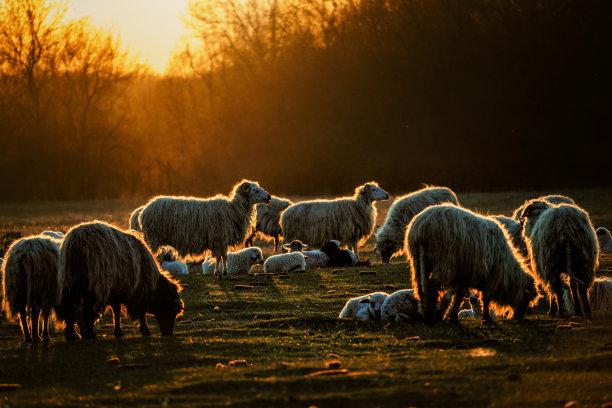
[1, 179, 611, 343]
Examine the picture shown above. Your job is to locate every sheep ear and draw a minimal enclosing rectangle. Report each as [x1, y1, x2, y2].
[241, 184, 251, 193]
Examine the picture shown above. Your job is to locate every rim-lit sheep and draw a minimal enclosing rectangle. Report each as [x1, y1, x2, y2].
[139, 180, 271, 279]
[520, 201, 599, 318]
[129, 205, 145, 232]
[202, 247, 264, 276]
[406, 204, 538, 325]
[283, 240, 329, 269]
[280, 182, 389, 259]
[339, 292, 389, 320]
[493, 216, 529, 258]
[512, 195, 575, 221]
[245, 196, 292, 253]
[596, 227, 612, 252]
[2, 235, 60, 342]
[376, 186, 459, 263]
[58, 221, 184, 340]
[263, 252, 307, 273]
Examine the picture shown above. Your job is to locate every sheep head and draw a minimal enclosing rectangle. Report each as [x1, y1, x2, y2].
[150, 273, 184, 335]
[356, 182, 389, 202]
[375, 238, 396, 263]
[234, 180, 271, 205]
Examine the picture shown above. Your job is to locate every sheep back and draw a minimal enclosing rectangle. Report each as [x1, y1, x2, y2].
[263, 252, 306, 273]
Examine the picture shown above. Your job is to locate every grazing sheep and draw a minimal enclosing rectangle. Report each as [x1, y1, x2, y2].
[1, 235, 60, 342]
[376, 186, 459, 263]
[407, 204, 538, 325]
[140, 180, 271, 279]
[129, 205, 145, 232]
[58, 221, 184, 340]
[283, 240, 329, 269]
[493, 216, 529, 258]
[339, 292, 389, 320]
[263, 252, 306, 273]
[512, 195, 575, 221]
[520, 201, 599, 318]
[321, 240, 354, 268]
[596, 227, 612, 252]
[280, 182, 389, 259]
[245, 196, 292, 252]
[40, 231, 64, 239]
[202, 247, 264, 276]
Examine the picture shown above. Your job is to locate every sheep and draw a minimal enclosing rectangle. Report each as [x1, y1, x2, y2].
[406, 204, 538, 325]
[457, 294, 497, 319]
[596, 227, 612, 252]
[202, 247, 264, 276]
[1, 235, 60, 342]
[493, 216, 529, 258]
[283, 240, 329, 269]
[380, 289, 453, 322]
[245, 196, 292, 252]
[40, 231, 64, 239]
[156, 246, 188, 275]
[139, 180, 271, 279]
[512, 195, 575, 221]
[339, 292, 389, 320]
[263, 252, 307, 273]
[330, 239, 359, 266]
[563, 277, 612, 315]
[375, 186, 459, 263]
[320, 240, 354, 268]
[129, 205, 145, 232]
[520, 200, 599, 318]
[57, 221, 184, 340]
[280, 182, 389, 260]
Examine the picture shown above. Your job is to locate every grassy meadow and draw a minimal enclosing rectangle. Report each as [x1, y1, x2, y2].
[1, 188, 612, 407]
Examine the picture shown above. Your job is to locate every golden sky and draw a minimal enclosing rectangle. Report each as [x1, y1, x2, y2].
[65, 0, 190, 73]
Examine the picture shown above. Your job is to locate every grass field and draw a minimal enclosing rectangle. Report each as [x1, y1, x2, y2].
[1, 188, 612, 407]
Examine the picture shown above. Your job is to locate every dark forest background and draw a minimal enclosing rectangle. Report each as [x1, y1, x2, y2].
[1, 0, 611, 201]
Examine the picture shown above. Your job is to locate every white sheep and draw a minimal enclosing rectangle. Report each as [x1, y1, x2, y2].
[245, 196, 292, 252]
[376, 186, 459, 263]
[202, 247, 264, 276]
[380, 289, 420, 322]
[263, 252, 307, 273]
[407, 204, 538, 325]
[339, 292, 389, 320]
[596, 227, 612, 252]
[139, 180, 271, 279]
[512, 195, 575, 221]
[283, 240, 329, 269]
[520, 200, 599, 318]
[280, 182, 388, 259]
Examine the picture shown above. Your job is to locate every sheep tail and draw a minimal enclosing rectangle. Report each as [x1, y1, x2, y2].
[566, 242, 585, 286]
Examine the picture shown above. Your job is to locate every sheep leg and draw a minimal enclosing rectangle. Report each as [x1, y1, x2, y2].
[62, 296, 78, 341]
[569, 279, 583, 317]
[548, 293, 559, 317]
[578, 283, 592, 319]
[111, 303, 123, 338]
[222, 254, 228, 279]
[215, 256, 224, 280]
[81, 296, 97, 340]
[18, 308, 32, 343]
[423, 283, 440, 325]
[245, 232, 254, 248]
[448, 289, 466, 324]
[139, 316, 151, 336]
[41, 309, 51, 342]
[273, 234, 279, 253]
[29, 307, 42, 342]
[481, 296, 494, 324]
[352, 243, 359, 260]
[554, 282, 566, 318]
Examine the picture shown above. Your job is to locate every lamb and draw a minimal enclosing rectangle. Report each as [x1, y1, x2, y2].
[1, 235, 61, 342]
[321, 240, 354, 268]
[40, 231, 64, 239]
[596, 227, 612, 252]
[512, 195, 575, 221]
[339, 292, 389, 320]
[57, 221, 184, 340]
[245, 196, 292, 252]
[280, 182, 389, 259]
[406, 204, 538, 325]
[375, 186, 459, 263]
[139, 180, 271, 279]
[457, 294, 497, 319]
[202, 247, 264, 276]
[129, 205, 145, 232]
[156, 246, 188, 275]
[283, 240, 329, 269]
[263, 252, 307, 273]
[380, 289, 453, 322]
[520, 200, 599, 318]
[492, 216, 529, 258]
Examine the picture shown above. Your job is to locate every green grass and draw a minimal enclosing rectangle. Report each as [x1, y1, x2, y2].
[1, 188, 612, 407]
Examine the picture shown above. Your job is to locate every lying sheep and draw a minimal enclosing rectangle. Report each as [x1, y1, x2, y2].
[493, 216, 529, 258]
[263, 252, 307, 273]
[129, 205, 145, 232]
[2, 235, 60, 342]
[140, 180, 271, 279]
[321, 240, 354, 268]
[339, 292, 389, 320]
[58, 221, 184, 340]
[407, 204, 538, 324]
[520, 200, 598, 318]
[512, 195, 575, 221]
[245, 196, 292, 252]
[283, 240, 329, 269]
[281, 182, 389, 259]
[596, 227, 612, 252]
[381, 289, 453, 322]
[202, 247, 264, 276]
[376, 186, 459, 263]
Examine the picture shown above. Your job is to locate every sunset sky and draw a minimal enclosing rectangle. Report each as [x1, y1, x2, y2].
[65, 0, 191, 73]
